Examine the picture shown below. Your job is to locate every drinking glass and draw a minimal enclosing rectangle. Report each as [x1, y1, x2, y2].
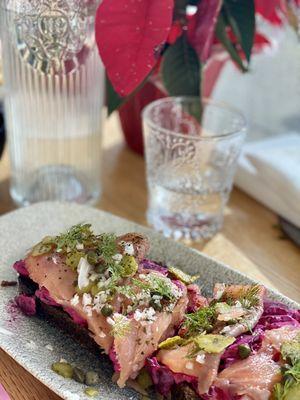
[0, 0, 104, 205]
[142, 97, 246, 241]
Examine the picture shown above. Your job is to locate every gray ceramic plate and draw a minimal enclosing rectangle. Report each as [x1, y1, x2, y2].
[0, 202, 299, 400]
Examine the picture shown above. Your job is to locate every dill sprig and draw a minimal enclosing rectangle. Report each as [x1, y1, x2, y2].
[97, 233, 118, 265]
[132, 273, 177, 301]
[110, 314, 131, 338]
[54, 223, 94, 252]
[183, 306, 217, 337]
[224, 284, 261, 309]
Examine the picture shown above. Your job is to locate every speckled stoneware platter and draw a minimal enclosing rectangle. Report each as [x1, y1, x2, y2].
[0, 202, 299, 400]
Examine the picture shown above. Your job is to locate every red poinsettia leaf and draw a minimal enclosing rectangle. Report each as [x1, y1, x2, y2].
[95, 0, 174, 97]
[255, 0, 283, 25]
[187, 0, 222, 62]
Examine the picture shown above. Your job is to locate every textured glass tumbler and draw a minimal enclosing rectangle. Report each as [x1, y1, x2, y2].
[143, 97, 246, 242]
[0, 0, 104, 205]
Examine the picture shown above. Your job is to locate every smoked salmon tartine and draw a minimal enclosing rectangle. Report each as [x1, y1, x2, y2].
[12, 224, 300, 399]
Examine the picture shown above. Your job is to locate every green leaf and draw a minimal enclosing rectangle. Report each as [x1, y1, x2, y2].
[215, 14, 247, 72]
[162, 35, 201, 96]
[223, 0, 255, 63]
[106, 76, 125, 116]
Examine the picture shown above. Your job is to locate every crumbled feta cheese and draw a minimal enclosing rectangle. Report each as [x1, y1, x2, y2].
[112, 253, 123, 262]
[90, 272, 100, 282]
[77, 257, 92, 290]
[123, 242, 135, 256]
[84, 306, 92, 317]
[185, 362, 194, 370]
[70, 293, 79, 306]
[82, 293, 92, 307]
[45, 344, 54, 351]
[196, 352, 206, 364]
[76, 243, 84, 250]
[134, 307, 156, 323]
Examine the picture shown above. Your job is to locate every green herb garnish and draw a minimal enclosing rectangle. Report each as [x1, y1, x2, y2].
[110, 314, 131, 338]
[133, 273, 178, 301]
[223, 284, 261, 309]
[273, 334, 300, 400]
[183, 306, 217, 337]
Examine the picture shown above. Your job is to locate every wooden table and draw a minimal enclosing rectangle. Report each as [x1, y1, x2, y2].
[0, 114, 299, 400]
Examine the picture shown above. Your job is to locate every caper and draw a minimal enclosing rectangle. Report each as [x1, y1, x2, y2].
[84, 388, 99, 397]
[85, 371, 100, 386]
[101, 305, 113, 317]
[51, 362, 73, 378]
[95, 263, 107, 274]
[238, 344, 251, 359]
[87, 251, 98, 265]
[72, 367, 85, 383]
[149, 299, 162, 312]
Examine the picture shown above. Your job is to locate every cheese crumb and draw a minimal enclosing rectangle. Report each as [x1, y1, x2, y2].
[185, 362, 194, 370]
[196, 353, 206, 364]
[134, 307, 156, 323]
[70, 294, 79, 306]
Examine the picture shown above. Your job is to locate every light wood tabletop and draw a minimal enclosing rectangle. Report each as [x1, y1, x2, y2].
[0, 114, 299, 400]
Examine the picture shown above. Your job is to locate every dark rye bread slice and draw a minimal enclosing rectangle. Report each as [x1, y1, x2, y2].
[18, 275, 199, 400]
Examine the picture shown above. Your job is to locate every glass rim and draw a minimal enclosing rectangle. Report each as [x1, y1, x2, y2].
[142, 96, 247, 141]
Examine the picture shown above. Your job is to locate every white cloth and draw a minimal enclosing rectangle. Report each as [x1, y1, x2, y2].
[235, 133, 300, 228]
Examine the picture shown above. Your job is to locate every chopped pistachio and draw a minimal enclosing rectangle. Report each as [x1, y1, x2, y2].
[84, 387, 99, 397]
[51, 362, 73, 378]
[158, 336, 186, 350]
[66, 251, 85, 270]
[168, 266, 200, 285]
[119, 255, 138, 277]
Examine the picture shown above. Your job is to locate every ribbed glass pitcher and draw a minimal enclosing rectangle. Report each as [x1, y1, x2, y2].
[0, 0, 104, 205]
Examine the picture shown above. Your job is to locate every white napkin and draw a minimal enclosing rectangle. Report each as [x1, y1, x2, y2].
[235, 133, 300, 228]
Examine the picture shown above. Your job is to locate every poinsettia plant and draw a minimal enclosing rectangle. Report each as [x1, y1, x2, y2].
[95, 0, 299, 115]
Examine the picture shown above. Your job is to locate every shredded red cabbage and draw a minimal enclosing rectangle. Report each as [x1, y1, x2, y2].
[15, 294, 36, 316]
[109, 346, 121, 372]
[146, 357, 198, 396]
[13, 260, 28, 276]
[35, 287, 60, 307]
[139, 259, 168, 275]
